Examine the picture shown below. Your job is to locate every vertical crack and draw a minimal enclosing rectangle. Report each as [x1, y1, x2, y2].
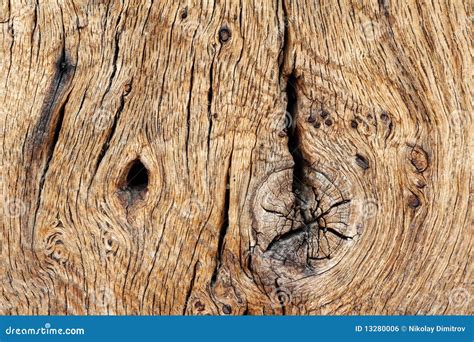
[92, 19, 127, 177]
[286, 73, 304, 196]
[31, 45, 73, 152]
[264, 0, 355, 266]
[34, 92, 70, 207]
[182, 261, 199, 315]
[93, 88, 128, 174]
[210, 155, 231, 287]
[28, 41, 74, 247]
[185, 56, 196, 176]
[280, 0, 305, 215]
[207, 60, 215, 153]
[30, 96, 70, 248]
[100, 25, 121, 103]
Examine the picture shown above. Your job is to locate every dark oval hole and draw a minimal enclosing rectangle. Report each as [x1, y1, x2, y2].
[218, 26, 232, 43]
[124, 159, 149, 192]
[180, 7, 188, 19]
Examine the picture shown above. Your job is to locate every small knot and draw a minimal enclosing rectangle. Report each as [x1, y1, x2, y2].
[416, 180, 426, 188]
[319, 109, 330, 118]
[218, 26, 232, 43]
[222, 304, 232, 314]
[123, 83, 132, 95]
[407, 193, 421, 209]
[180, 7, 188, 19]
[410, 145, 429, 173]
[194, 301, 205, 312]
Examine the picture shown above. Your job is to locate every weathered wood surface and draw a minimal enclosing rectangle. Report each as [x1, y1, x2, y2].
[0, 0, 472, 315]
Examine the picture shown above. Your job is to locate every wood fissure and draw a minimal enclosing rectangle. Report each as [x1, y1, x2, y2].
[210, 155, 232, 287]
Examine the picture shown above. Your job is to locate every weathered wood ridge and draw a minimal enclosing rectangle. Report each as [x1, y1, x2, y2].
[0, 0, 472, 315]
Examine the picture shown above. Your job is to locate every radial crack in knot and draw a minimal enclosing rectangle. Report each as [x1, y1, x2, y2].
[265, 166, 357, 269]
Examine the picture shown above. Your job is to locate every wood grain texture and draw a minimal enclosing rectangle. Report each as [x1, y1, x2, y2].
[0, 0, 472, 315]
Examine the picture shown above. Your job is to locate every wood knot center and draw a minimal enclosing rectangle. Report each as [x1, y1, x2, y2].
[218, 26, 232, 43]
